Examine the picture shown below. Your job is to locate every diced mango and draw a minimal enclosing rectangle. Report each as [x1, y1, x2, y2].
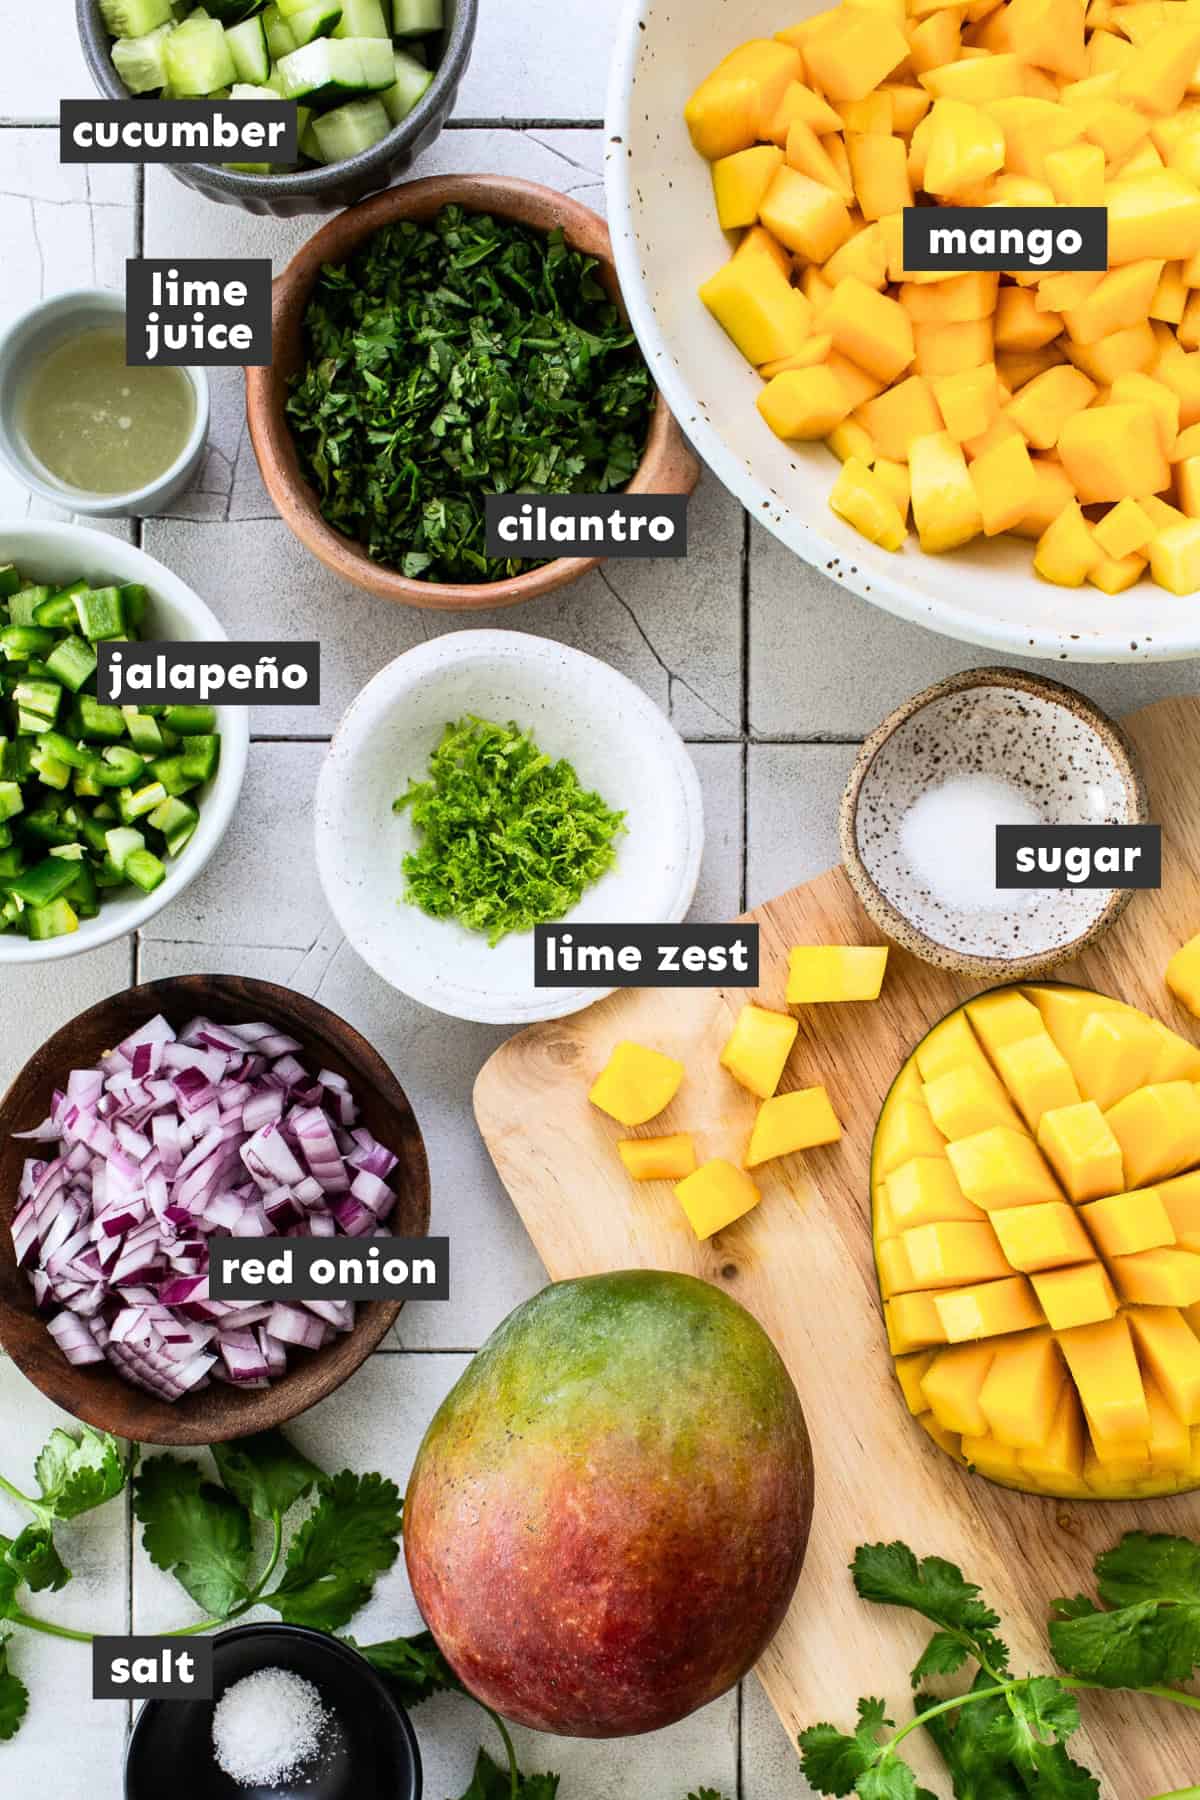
[1034, 502, 1102, 588]
[829, 456, 908, 548]
[886, 1288, 949, 1352]
[1080, 1187, 1176, 1257]
[966, 989, 1044, 1054]
[846, 131, 913, 218]
[1106, 1079, 1200, 1186]
[923, 1064, 1023, 1143]
[617, 1134, 698, 1181]
[824, 278, 915, 382]
[856, 375, 944, 460]
[687, 40, 805, 157]
[1031, 984, 1122, 1065]
[970, 431, 1040, 536]
[991, 1200, 1096, 1272]
[1036, 1101, 1129, 1202]
[803, 8, 911, 100]
[759, 366, 853, 439]
[1147, 1024, 1200, 1085]
[1128, 1306, 1200, 1424]
[1106, 170, 1200, 264]
[590, 1042, 685, 1127]
[901, 1219, 1011, 1288]
[1006, 365, 1098, 450]
[712, 144, 785, 229]
[1144, 1377, 1192, 1469]
[1149, 518, 1200, 593]
[1031, 1260, 1118, 1329]
[720, 1003, 799, 1100]
[700, 255, 812, 365]
[992, 1034, 1081, 1131]
[746, 1085, 842, 1165]
[1092, 496, 1154, 560]
[879, 1235, 920, 1295]
[915, 1011, 990, 1083]
[895, 1349, 938, 1414]
[874, 1097, 949, 1175]
[934, 1274, 1044, 1342]
[918, 1411, 962, 1457]
[1072, 1009, 1161, 1110]
[910, 430, 984, 551]
[786, 119, 854, 198]
[674, 1158, 761, 1239]
[787, 944, 888, 1002]
[947, 1126, 1064, 1211]
[887, 1157, 986, 1228]
[760, 164, 855, 262]
[921, 1342, 999, 1436]
[979, 1330, 1065, 1449]
[1159, 1169, 1200, 1248]
[960, 1429, 1025, 1482]
[1018, 1383, 1087, 1491]
[1058, 1314, 1151, 1441]
[1111, 1245, 1200, 1305]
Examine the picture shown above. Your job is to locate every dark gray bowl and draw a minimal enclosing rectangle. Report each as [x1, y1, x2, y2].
[76, 0, 477, 217]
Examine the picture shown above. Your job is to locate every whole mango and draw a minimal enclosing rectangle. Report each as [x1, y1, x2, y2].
[404, 1270, 813, 1736]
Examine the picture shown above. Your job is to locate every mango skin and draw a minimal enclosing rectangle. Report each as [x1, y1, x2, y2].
[404, 1271, 813, 1736]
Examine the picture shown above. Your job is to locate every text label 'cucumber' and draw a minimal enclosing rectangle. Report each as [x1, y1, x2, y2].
[485, 495, 689, 559]
[97, 642, 320, 707]
[902, 207, 1108, 273]
[208, 1237, 451, 1303]
[61, 100, 297, 165]
[995, 824, 1162, 889]
[125, 259, 272, 366]
[93, 1638, 213, 1701]
[535, 924, 760, 988]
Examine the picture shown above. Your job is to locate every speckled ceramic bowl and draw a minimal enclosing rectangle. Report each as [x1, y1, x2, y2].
[839, 670, 1149, 979]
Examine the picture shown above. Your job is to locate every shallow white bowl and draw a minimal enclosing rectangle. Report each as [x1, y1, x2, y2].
[606, 0, 1200, 662]
[0, 523, 249, 965]
[314, 631, 705, 1024]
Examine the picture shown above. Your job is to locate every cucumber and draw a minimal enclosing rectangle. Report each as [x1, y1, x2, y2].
[390, 0, 442, 36]
[289, 1, 343, 45]
[99, 0, 173, 33]
[262, 2, 297, 56]
[226, 84, 276, 169]
[299, 114, 325, 161]
[311, 94, 391, 161]
[225, 13, 271, 82]
[162, 13, 237, 91]
[276, 34, 391, 101]
[333, 0, 389, 35]
[275, 0, 324, 15]
[111, 19, 175, 91]
[379, 46, 432, 123]
[201, 0, 265, 19]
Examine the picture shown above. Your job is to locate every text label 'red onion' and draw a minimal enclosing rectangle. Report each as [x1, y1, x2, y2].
[902, 207, 1108, 273]
[208, 1236, 451, 1302]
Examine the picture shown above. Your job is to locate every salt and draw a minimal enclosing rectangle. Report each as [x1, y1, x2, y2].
[899, 774, 1043, 914]
[212, 1666, 330, 1789]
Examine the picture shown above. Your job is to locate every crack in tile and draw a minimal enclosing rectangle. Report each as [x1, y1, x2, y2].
[527, 131, 600, 179]
[596, 567, 740, 732]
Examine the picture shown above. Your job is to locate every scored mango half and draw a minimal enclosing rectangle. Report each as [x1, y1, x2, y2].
[874, 983, 1200, 1498]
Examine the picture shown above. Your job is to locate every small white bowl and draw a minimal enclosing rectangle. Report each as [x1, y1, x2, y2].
[0, 289, 208, 518]
[314, 631, 705, 1024]
[0, 522, 249, 966]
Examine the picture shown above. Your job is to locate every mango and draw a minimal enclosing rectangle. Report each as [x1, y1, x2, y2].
[1031, 1260, 1119, 1329]
[1059, 1314, 1151, 1442]
[966, 989, 1043, 1053]
[920, 1342, 998, 1436]
[830, 456, 908, 548]
[972, 434, 1040, 537]
[1160, 1169, 1200, 1247]
[990, 1200, 1096, 1271]
[1128, 1304, 1200, 1422]
[895, 1349, 938, 1414]
[901, 1219, 1012, 1288]
[803, 9, 910, 99]
[404, 1273, 812, 1734]
[1018, 1384, 1087, 1492]
[1111, 1244, 1200, 1304]
[786, 944, 888, 1002]
[991, 1033, 1081, 1130]
[712, 144, 785, 229]
[675, 1159, 762, 1240]
[1081, 1187, 1176, 1257]
[746, 1086, 842, 1166]
[590, 1042, 684, 1127]
[934, 1274, 1044, 1342]
[760, 165, 854, 263]
[887, 1156, 985, 1228]
[720, 1003, 799, 1100]
[1058, 400, 1170, 500]
[618, 1135, 698, 1182]
[946, 1125, 1064, 1210]
[1036, 1100, 1126, 1201]
[1106, 1079, 1200, 1185]
[824, 278, 915, 382]
[910, 431, 984, 551]
[700, 256, 811, 366]
[759, 366, 853, 440]
[979, 1330, 1065, 1450]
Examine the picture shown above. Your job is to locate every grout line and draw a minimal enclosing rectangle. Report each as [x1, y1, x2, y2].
[446, 117, 603, 130]
[737, 1679, 746, 1800]
[133, 162, 144, 261]
[740, 510, 751, 912]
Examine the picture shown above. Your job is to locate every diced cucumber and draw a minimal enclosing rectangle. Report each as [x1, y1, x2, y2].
[288, 1, 343, 45]
[201, 0, 265, 19]
[100, 0, 174, 34]
[225, 86, 277, 169]
[299, 114, 325, 161]
[333, 0, 389, 36]
[276, 0, 325, 15]
[380, 46, 432, 123]
[162, 13, 237, 93]
[225, 13, 271, 82]
[262, 2, 297, 57]
[390, 0, 443, 35]
[111, 20, 175, 92]
[276, 34, 392, 101]
[312, 95, 391, 161]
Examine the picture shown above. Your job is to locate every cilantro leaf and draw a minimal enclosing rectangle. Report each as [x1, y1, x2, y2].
[133, 1457, 254, 1618]
[211, 1432, 323, 1524]
[0, 1544, 20, 1621]
[5, 1525, 68, 1595]
[1050, 1596, 1200, 1689]
[800, 1698, 893, 1795]
[856, 1764, 925, 1800]
[269, 1471, 402, 1632]
[349, 1630, 461, 1704]
[455, 1747, 560, 1800]
[916, 1682, 1027, 1800]
[33, 1427, 126, 1521]
[852, 1543, 1011, 1678]
[1093, 1532, 1200, 1608]
[911, 1630, 972, 1684]
[0, 1635, 28, 1743]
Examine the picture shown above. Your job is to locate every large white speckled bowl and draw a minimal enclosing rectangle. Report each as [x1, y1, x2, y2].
[605, 0, 1200, 662]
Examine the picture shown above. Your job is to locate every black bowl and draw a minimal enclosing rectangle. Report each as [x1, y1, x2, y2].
[75, 0, 478, 217]
[125, 1624, 423, 1799]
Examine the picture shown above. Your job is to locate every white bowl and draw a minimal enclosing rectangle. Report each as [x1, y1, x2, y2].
[0, 522, 249, 965]
[606, 0, 1200, 663]
[314, 631, 705, 1024]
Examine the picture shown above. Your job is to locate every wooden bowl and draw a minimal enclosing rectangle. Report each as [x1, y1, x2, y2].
[0, 976, 431, 1446]
[245, 174, 701, 610]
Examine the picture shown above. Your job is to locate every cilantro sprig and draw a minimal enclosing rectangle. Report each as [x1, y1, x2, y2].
[799, 1538, 1200, 1800]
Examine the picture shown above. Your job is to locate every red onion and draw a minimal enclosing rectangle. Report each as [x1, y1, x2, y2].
[10, 1014, 402, 1402]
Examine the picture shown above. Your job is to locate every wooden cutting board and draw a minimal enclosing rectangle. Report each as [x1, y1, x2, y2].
[473, 696, 1200, 1796]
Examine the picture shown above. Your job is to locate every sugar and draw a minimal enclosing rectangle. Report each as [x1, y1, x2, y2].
[211, 1665, 330, 1789]
[899, 774, 1043, 914]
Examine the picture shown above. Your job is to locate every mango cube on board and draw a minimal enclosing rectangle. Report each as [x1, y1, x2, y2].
[1058, 1316, 1151, 1444]
[786, 945, 888, 1004]
[933, 1274, 1044, 1344]
[1106, 1080, 1200, 1187]
[589, 1042, 684, 1128]
[1035, 1100, 1125, 1203]
[979, 1330, 1064, 1452]
[965, 990, 1042, 1055]
[946, 1126, 1063, 1211]
[886, 1157, 984, 1229]
[1111, 1246, 1200, 1307]
[745, 1086, 841, 1167]
[1079, 1189, 1176, 1259]
[617, 1134, 698, 1182]
[1128, 1306, 1200, 1425]
[991, 1034, 1081, 1132]
[674, 1159, 761, 1240]
[1031, 1261, 1118, 1331]
[895, 1350, 937, 1416]
[1159, 1171, 1200, 1250]
[885, 1289, 948, 1354]
[920, 1342, 997, 1438]
[901, 1220, 1011, 1289]
[990, 1200, 1094, 1273]
[1166, 932, 1200, 1018]
[1073, 1009, 1159, 1110]
[873, 1098, 948, 1176]
[719, 1003, 799, 1100]
[1018, 1385, 1086, 1491]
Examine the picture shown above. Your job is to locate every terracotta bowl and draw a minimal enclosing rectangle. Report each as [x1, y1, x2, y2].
[839, 669, 1149, 981]
[0, 976, 431, 1446]
[245, 174, 701, 610]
